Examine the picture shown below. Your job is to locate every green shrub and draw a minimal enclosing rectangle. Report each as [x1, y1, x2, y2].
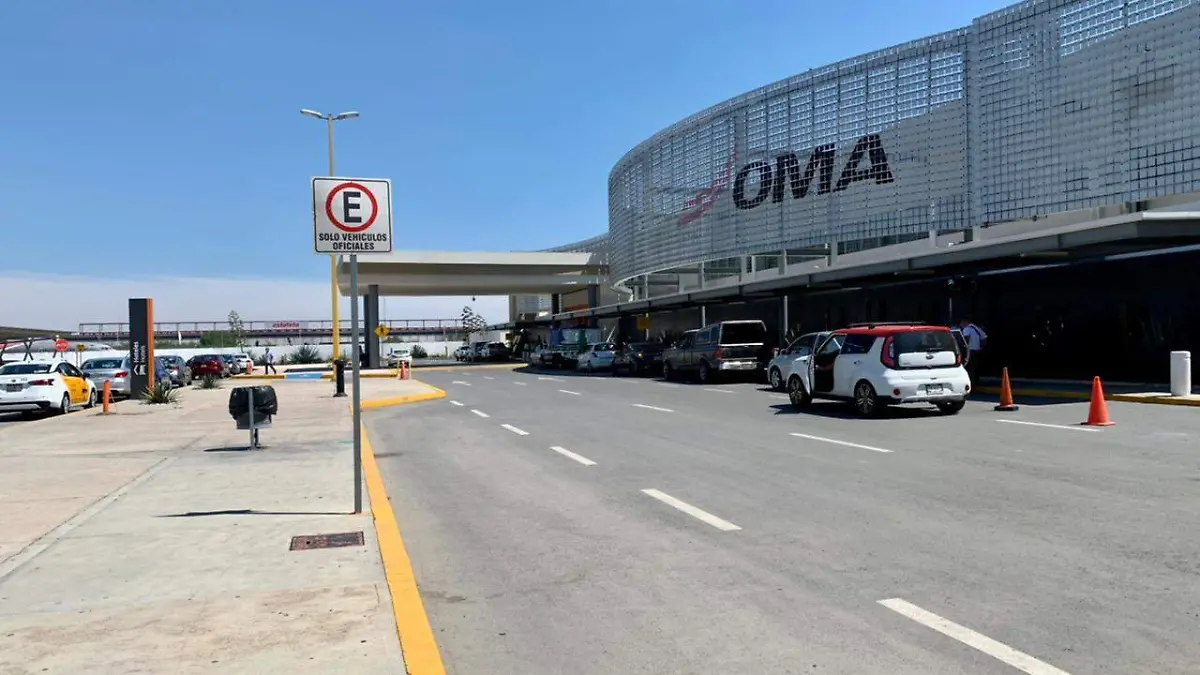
[142, 379, 179, 404]
[411, 344, 428, 359]
[197, 373, 221, 389]
[291, 344, 322, 364]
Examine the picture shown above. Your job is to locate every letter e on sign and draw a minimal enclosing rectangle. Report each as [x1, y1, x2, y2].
[312, 177, 394, 255]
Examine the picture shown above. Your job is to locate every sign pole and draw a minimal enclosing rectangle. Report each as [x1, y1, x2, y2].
[350, 253, 363, 514]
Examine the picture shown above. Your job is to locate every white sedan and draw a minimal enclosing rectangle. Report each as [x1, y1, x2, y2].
[576, 343, 617, 373]
[0, 360, 97, 417]
[766, 331, 829, 390]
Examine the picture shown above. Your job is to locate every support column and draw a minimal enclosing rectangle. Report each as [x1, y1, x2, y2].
[551, 294, 561, 316]
[364, 284, 380, 369]
[781, 294, 789, 345]
[700, 305, 707, 327]
[587, 285, 599, 328]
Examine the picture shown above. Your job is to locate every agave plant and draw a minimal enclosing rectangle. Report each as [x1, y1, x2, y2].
[291, 344, 323, 364]
[197, 373, 222, 389]
[141, 379, 179, 405]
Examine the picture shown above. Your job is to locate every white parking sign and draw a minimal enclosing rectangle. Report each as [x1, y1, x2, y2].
[312, 177, 393, 254]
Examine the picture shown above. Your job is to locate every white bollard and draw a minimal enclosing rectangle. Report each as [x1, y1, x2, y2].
[1169, 351, 1191, 397]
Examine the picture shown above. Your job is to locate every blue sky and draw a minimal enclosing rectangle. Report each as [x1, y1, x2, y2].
[1, 0, 1006, 326]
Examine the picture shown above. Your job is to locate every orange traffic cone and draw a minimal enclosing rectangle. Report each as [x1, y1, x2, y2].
[994, 367, 1019, 411]
[1082, 376, 1114, 426]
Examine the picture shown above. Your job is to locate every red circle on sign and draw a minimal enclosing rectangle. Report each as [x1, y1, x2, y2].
[54, 339, 68, 352]
[324, 182, 379, 233]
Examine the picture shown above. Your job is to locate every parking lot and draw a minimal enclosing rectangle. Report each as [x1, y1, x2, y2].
[368, 365, 1200, 675]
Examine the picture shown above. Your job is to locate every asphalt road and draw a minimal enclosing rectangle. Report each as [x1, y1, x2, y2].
[366, 366, 1200, 675]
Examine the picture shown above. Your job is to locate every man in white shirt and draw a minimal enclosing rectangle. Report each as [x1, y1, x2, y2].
[958, 318, 987, 385]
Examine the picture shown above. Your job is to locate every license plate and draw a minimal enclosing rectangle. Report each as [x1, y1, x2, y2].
[5, 383, 23, 392]
[925, 384, 944, 394]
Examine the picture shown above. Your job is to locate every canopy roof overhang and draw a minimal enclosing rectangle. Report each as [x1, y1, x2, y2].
[523, 209, 1200, 325]
[336, 250, 607, 296]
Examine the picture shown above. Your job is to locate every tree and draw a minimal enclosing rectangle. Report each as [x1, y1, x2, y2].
[461, 305, 488, 341]
[228, 310, 246, 348]
[198, 331, 237, 348]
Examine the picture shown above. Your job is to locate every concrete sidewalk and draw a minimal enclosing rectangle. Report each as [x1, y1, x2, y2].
[0, 378, 442, 674]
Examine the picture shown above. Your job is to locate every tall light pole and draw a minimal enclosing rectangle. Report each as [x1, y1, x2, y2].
[301, 109, 359, 370]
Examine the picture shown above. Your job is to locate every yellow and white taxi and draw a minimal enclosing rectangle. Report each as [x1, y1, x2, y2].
[0, 360, 97, 416]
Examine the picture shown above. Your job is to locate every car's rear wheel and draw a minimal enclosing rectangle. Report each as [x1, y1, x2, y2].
[853, 381, 882, 417]
[698, 361, 713, 385]
[788, 376, 812, 407]
[937, 399, 966, 415]
[57, 393, 71, 415]
[663, 362, 675, 381]
[769, 367, 783, 391]
[85, 387, 97, 409]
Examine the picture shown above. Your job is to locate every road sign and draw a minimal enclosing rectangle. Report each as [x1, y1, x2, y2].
[636, 316, 651, 331]
[75, 344, 86, 352]
[54, 338, 69, 353]
[375, 324, 389, 339]
[312, 177, 393, 254]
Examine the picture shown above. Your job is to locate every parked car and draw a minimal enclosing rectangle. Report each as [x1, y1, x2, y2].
[189, 354, 227, 379]
[788, 322, 970, 416]
[219, 354, 239, 375]
[454, 345, 472, 361]
[469, 341, 488, 362]
[387, 345, 413, 367]
[81, 356, 133, 398]
[576, 343, 617, 373]
[159, 354, 192, 386]
[766, 331, 829, 391]
[233, 353, 254, 374]
[0, 360, 97, 416]
[662, 320, 770, 384]
[611, 342, 665, 376]
[482, 342, 510, 362]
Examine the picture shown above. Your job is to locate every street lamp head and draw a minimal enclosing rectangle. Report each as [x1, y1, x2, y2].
[300, 109, 325, 119]
[334, 111, 360, 121]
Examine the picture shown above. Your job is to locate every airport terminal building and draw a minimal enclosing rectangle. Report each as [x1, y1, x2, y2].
[518, 0, 1200, 382]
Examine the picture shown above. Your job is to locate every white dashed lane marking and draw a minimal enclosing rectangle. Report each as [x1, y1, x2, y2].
[451, 381, 471, 386]
[641, 489, 741, 531]
[632, 403, 674, 413]
[551, 446, 596, 466]
[790, 432, 893, 454]
[501, 424, 529, 436]
[878, 598, 1073, 675]
[449, 400, 464, 407]
[559, 389, 581, 396]
[470, 409, 489, 418]
[996, 419, 1100, 433]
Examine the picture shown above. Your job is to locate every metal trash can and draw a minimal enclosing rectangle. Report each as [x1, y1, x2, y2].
[229, 385, 278, 447]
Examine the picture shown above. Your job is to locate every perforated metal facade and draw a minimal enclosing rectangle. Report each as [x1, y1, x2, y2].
[604, 0, 1200, 284]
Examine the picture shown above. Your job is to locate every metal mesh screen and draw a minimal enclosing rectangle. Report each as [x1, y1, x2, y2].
[606, 0, 1200, 284]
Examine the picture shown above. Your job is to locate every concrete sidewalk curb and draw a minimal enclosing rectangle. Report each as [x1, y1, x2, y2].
[233, 362, 521, 381]
[360, 416, 447, 675]
[976, 385, 1200, 407]
[360, 388, 447, 410]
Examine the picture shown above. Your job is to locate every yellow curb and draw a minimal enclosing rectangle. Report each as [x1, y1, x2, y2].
[977, 386, 1200, 407]
[360, 388, 447, 410]
[1110, 393, 1200, 407]
[361, 417, 447, 675]
[232, 374, 287, 380]
[976, 386, 1089, 401]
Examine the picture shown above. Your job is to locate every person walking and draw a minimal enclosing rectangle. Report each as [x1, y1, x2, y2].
[264, 347, 277, 375]
[958, 318, 987, 385]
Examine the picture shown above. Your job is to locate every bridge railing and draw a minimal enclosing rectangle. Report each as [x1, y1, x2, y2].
[76, 319, 465, 338]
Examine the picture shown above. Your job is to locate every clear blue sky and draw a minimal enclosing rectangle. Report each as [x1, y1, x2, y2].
[2, 0, 1006, 282]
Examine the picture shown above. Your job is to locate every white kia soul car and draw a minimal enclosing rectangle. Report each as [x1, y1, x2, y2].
[787, 323, 971, 416]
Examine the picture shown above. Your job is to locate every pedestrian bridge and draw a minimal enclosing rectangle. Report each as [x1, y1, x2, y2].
[335, 250, 607, 297]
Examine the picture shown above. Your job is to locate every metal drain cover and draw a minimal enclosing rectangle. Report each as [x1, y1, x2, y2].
[289, 531, 365, 551]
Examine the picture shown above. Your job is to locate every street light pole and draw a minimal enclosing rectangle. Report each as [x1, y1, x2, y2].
[302, 108, 364, 514]
[301, 109, 359, 387]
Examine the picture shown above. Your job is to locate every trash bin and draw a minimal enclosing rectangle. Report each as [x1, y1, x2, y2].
[229, 385, 278, 429]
